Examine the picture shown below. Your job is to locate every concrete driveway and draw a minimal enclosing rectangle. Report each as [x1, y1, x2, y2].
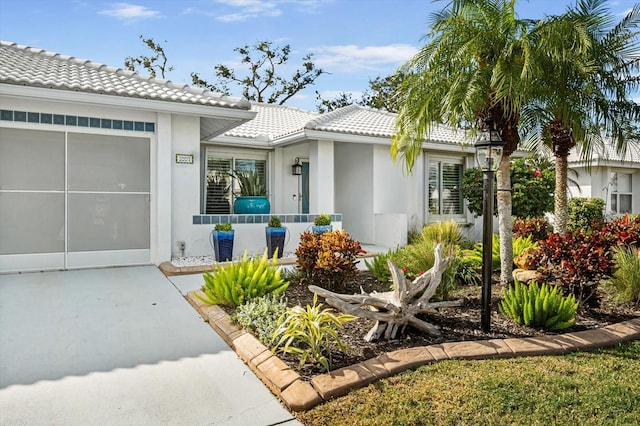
[0, 266, 300, 425]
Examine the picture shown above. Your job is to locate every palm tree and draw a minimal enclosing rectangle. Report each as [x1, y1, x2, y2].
[392, 0, 533, 284]
[521, 1, 640, 233]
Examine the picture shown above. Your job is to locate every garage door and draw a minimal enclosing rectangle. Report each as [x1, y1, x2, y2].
[0, 128, 150, 272]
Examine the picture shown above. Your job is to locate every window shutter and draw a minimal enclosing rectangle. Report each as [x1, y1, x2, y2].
[442, 163, 463, 214]
[205, 157, 232, 214]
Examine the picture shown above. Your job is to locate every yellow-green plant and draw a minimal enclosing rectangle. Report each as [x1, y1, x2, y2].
[463, 234, 538, 271]
[198, 249, 288, 307]
[232, 294, 288, 345]
[272, 294, 355, 371]
[605, 246, 640, 305]
[500, 280, 578, 330]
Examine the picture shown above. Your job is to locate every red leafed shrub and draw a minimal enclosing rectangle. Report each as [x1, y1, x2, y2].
[606, 214, 640, 247]
[513, 217, 552, 242]
[534, 229, 617, 307]
[295, 230, 362, 291]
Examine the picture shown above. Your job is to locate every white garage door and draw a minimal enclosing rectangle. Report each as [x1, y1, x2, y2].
[0, 128, 150, 272]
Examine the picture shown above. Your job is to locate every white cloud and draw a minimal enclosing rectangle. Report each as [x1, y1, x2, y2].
[98, 3, 161, 21]
[312, 44, 419, 72]
[213, 0, 329, 22]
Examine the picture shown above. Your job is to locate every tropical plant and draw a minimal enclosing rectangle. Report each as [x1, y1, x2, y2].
[230, 170, 267, 196]
[214, 223, 232, 232]
[521, 1, 640, 234]
[567, 197, 605, 231]
[268, 216, 282, 228]
[313, 214, 332, 226]
[365, 250, 395, 283]
[392, 0, 534, 285]
[272, 294, 355, 371]
[500, 280, 578, 330]
[462, 157, 555, 218]
[605, 246, 640, 306]
[513, 216, 552, 241]
[295, 230, 362, 291]
[463, 234, 539, 272]
[198, 249, 288, 307]
[232, 294, 288, 345]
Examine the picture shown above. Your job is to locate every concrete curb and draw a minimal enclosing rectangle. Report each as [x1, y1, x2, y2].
[185, 290, 640, 412]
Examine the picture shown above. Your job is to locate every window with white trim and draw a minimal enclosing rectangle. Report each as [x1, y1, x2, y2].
[610, 171, 632, 214]
[427, 157, 464, 216]
[203, 147, 268, 214]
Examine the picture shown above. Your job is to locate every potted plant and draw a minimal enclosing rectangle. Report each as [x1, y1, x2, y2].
[210, 223, 234, 262]
[265, 216, 288, 259]
[230, 170, 270, 214]
[312, 214, 333, 234]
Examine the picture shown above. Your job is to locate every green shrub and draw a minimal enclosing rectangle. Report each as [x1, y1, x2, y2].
[462, 157, 555, 218]
[232, 294, 288, 345]
[268, 216, 282, 228]
[365, 250, 395, 283]
[500, 281, 578, 330]
[215, 223, 232, 231]
[513, 217, 551, 241]
[198, 249, 289, 307]
[272, 295, 355, 371]
[314, 214, 332, 226]
[455, 255, 482, 286]
[295, 230, 361, 291]
[567, 197, 605, 231]
[605, 246, 640, 306]
[463, 235, 538, 271]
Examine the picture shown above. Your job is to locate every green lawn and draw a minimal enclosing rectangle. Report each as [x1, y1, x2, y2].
[297, 341, 640, 426]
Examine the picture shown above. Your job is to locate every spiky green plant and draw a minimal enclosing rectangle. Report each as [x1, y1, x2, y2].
[500, 280, 578, 330]
[198, 249, 288, 307]
[463, 235, 538, 271]
[231, 170, 267, 196]
[605, 246, 640, 306]
[272, 294, 355, 371]
[364, 250, 395, 283]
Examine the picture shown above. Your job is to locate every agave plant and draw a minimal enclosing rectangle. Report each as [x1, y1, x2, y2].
[230, 170, 267, 196]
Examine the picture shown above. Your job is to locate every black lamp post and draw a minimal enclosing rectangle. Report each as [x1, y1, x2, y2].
[474, 118, 505, 332]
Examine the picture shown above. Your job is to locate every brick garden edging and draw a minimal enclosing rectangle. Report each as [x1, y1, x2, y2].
[185, 290, 640, 412]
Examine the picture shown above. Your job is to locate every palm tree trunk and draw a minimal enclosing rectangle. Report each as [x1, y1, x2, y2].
[496, 155, 513, 285]
[554, 155, 568, 234]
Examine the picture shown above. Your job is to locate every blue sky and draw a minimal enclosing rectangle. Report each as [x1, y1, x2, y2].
[0, 0, 636, 111]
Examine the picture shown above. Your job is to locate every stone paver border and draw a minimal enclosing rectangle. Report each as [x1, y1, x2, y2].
[185, 289, 640, 412]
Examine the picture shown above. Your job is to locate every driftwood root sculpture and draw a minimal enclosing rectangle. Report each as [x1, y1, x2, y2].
[309, 243, 463, 341]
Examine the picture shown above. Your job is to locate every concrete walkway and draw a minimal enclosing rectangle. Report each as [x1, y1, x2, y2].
[0, 266, 300, 426]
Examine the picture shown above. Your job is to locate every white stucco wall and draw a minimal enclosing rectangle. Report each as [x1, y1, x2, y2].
[169, 115, 202, 258]
[279, 144, 310, 214]
[335, 142, 374, 243]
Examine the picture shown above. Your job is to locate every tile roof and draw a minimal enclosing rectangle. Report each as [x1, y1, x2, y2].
[0, 41, 250, 110]
[222, 103, 468, 145]
[568, 140, 640, 164]
[223, 102, 320, 140]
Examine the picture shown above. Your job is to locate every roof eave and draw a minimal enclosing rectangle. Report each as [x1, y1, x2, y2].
[0, 83, 256, 120]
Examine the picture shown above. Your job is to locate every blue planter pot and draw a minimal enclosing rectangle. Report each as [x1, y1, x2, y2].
[312, 225, 333, 234]
[211, 230, 234, 262]
[265, 227, 287, 258]
[233, 196, 270, 214]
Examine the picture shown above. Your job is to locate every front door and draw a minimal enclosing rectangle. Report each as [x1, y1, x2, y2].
[301, 161, 309, 214]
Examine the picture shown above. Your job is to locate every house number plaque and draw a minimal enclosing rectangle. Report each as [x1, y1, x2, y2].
[175, 154, 194, 164]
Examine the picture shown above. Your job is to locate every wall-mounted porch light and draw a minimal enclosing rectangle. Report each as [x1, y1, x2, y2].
[291, 157, 303, 176]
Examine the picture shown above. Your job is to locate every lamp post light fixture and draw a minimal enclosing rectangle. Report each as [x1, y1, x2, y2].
[474, 118, 505, 332]
[291, 157, 303, 176]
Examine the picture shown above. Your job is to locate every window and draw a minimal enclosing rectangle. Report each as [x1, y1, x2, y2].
[610, 172, 632, 214]
[427, 158, 464, 216]
[203, 149, 267, 214]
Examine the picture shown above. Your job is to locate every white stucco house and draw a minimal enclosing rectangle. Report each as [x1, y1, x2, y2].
[2, 41, 637, 274]
[567, 143, 640, 217]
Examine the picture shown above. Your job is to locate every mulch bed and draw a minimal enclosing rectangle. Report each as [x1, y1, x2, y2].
[276, 271, 639, 379]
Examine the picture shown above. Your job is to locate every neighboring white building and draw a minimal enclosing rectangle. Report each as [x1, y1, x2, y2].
[567, 143, 640, 217]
